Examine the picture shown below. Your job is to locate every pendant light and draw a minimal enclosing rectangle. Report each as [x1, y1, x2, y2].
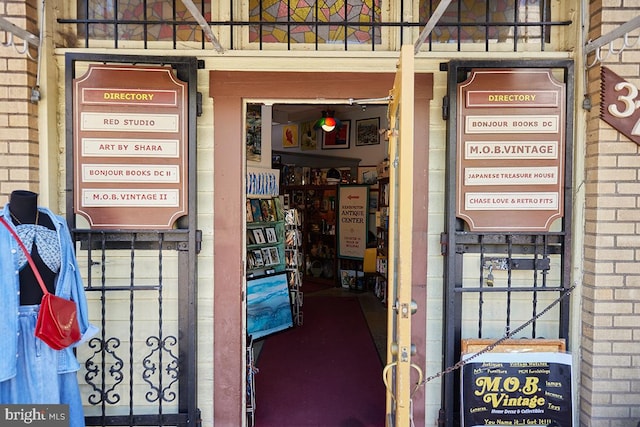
[313, 110, 342, 132]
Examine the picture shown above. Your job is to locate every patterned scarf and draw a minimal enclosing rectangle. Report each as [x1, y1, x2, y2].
[14, 224, 61, 273]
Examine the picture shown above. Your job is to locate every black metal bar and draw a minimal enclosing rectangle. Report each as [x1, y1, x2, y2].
[315, 0, 319, 49]
[157, 233, 165, 425]
[484, 1, 489, 52]
[114, 0, 118, 48]
[143, 0, 148, 49]
[478, 234, 485, 337]
[453, 286, 566, 294]
[531, 235, 540, 337]
[99, 234, 108, 419]
[456, 0, 461, 51]
[513, 0, 519, 51]
[506, 235, 513, 332]
[541, 0, 548, 50]
[129, 233, 136, 419]
[58, 17, 571, 28]
[258, 0, 263, 50]
[173, 0, 178, 50]
[441, 58, 460, 427]
[370, 0, 376, 51]
[287, 0, 291, 50]
[343, 0, 348, 50]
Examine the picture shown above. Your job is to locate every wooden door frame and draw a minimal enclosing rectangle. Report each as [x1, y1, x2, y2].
[209, 70, 432, 426]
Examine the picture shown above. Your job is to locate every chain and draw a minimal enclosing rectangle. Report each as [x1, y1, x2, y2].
[415, 284, 576, 388]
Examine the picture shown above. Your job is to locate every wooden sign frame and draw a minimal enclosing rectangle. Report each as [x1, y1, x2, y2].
[461, 338, 566, 354]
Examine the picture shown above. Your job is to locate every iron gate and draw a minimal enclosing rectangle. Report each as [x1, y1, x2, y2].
[439, 60, 575, 426]
[65, 54, 201, 426]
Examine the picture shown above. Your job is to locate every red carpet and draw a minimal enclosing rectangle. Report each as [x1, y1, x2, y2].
[254, 295, 386, 427]
[302, 278, 337, 294]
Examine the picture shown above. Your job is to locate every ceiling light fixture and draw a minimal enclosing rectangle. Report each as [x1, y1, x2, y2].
[313, 110, 342, 132]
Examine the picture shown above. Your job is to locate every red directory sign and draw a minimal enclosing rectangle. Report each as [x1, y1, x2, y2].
[73, 65, 188, 229]
[456, 69, 566, 231]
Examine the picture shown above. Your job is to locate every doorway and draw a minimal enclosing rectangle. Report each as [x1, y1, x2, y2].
[209, 70, 433, 426]
[246, 101, 389, 426]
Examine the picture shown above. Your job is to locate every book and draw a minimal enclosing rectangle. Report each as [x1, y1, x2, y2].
[246, 199, 254, 223]
[247, 251, 256, 269]
[268, 246, 280, 265]
[252, 249, 264, 267]
[252, 228, 266, 244]
[247, 229, 257, 245]
[261, 247, 273, 265]
[341, 269, 356, 289]
[260, 199, 277, 222]
[250, 199, 263, 222]
[265, 227, 278, 243]
[273, 197, 284, 220]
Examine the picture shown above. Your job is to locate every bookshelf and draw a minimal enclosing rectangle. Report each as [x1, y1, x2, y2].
[282, 185, 338, 286]
[375, 177, 389, 302]
[246, 197, 286, 277]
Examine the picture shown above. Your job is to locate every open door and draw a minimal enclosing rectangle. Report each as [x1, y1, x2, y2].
[383, 45, 416, 426]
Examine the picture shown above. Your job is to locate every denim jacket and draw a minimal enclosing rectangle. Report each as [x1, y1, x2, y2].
[0, 204, 98, 382]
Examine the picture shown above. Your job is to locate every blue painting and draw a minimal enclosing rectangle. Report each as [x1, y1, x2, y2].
[247, 273, 293, 339]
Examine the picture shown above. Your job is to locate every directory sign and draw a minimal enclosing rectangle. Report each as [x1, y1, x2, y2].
[457, 69, 566, 231]
[73, 65, 188, 229]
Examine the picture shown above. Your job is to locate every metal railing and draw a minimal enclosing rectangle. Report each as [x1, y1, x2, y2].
[57, 0, 571, 52]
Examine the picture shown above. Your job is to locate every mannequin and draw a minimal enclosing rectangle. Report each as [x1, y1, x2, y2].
[8, 190, 56, 304]
[0, 190, 98, 427]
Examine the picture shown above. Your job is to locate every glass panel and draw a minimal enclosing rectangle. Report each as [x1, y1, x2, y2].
[79, 0, 210, 41]
[421, 0, 547, 44]
[249, 0, 382, 45]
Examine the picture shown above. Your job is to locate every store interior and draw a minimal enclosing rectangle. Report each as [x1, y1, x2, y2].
[246, 103, 390, 426]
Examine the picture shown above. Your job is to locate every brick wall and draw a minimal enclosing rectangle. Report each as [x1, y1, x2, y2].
[582, 1, 640, 425]
[0, 0, 40, 202]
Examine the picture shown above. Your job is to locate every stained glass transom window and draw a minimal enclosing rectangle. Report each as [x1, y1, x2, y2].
[421, 0, 550, 44]
[78, 0, 211, 42]
[69, 0, 563, 50]
[248, 0, 382, 45]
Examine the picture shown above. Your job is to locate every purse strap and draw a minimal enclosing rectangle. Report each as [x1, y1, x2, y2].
[0, 216, 50, 296]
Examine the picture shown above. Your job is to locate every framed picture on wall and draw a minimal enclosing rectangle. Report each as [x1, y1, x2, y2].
[300, 120, 318, 150]
[282, 124, 299, 148]
[246, 104, 262, 162]
[322, 120, 350, 149]
[355, 117, 380, 146]
[357, 165, 378, 185]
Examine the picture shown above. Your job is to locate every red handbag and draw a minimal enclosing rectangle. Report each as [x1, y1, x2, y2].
[35, 293, 81, 350]
[1, 216, 81, 350]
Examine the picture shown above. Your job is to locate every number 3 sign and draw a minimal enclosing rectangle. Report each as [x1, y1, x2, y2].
[601, 66, 640, 145]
